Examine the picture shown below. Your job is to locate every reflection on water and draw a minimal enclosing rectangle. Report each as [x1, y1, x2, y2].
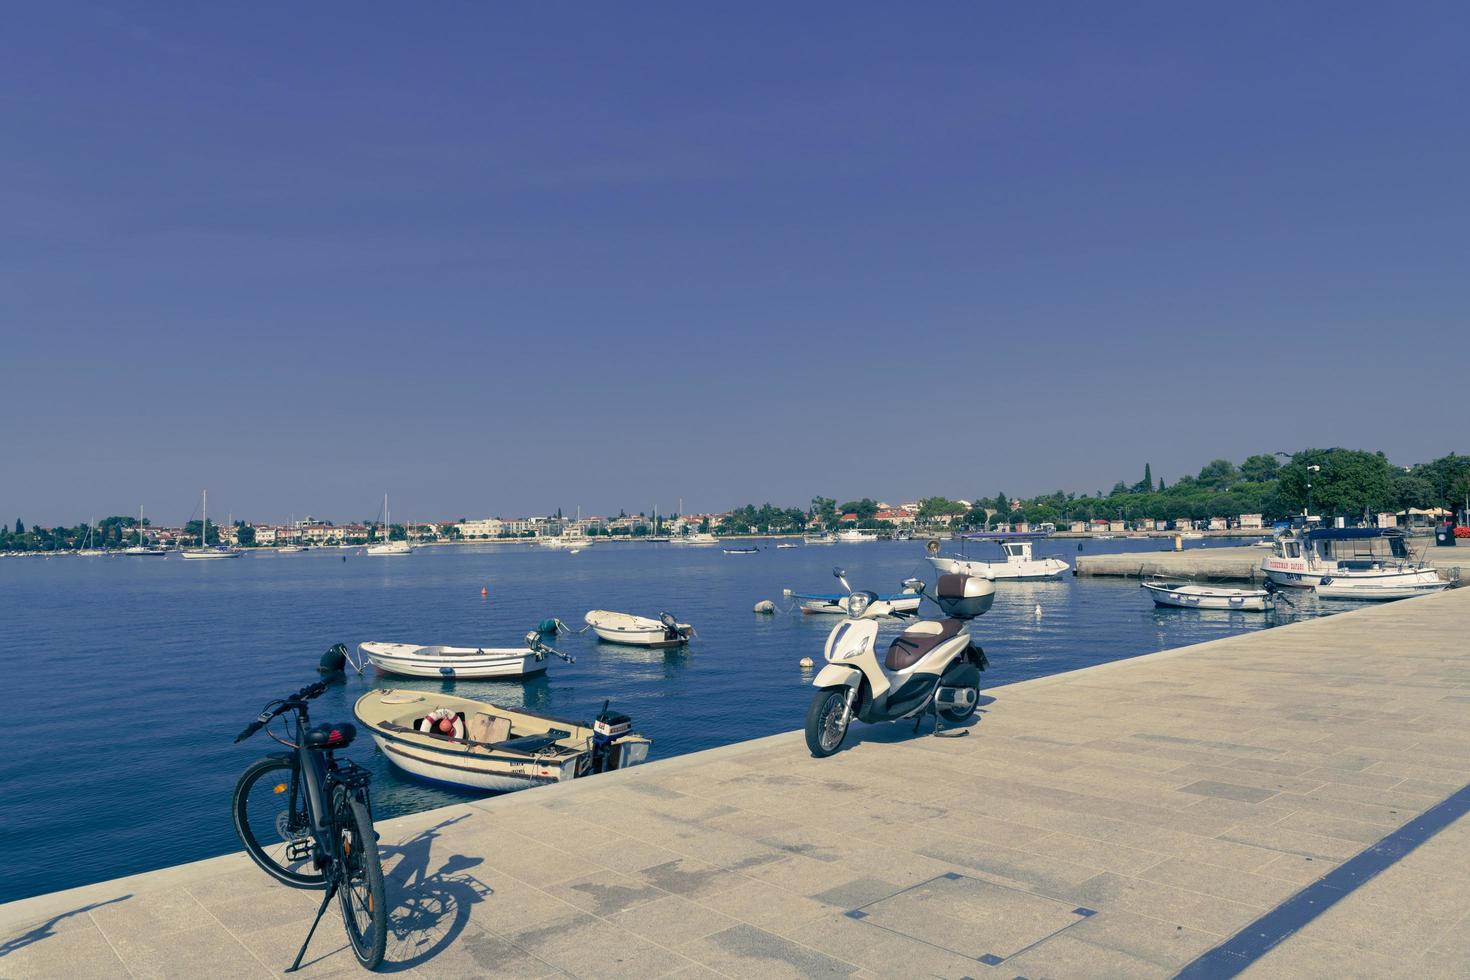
[0, 538, 1336, 901]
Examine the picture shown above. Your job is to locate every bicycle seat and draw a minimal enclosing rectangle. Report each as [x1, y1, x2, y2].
[305, 722, 356, 750]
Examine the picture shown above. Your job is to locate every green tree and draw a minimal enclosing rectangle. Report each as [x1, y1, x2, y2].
[1240, 454, 1280, 483]
[809, 497, 837, 527]
[236, 524, 256, 547]
[916, 497, 967, 523]
[1279, 449, 1395, 517]
[1197, 459, 1239, 490]
[14, 519, 23, 534]
[837, 499, 879, 522]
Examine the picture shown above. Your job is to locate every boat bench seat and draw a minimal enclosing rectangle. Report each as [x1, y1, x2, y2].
[493, 729, 571, 754]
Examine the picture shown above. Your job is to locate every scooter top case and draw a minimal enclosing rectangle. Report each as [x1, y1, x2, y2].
[934, 574, 995, 619]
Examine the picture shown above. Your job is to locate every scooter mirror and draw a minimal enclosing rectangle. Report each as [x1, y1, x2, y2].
[926, 539, 941, 555]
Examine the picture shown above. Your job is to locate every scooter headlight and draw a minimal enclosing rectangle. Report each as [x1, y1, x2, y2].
[845, 591, 873, 618]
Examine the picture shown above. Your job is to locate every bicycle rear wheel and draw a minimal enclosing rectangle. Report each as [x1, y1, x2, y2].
[335, 789, 386, 969]
[232, 757, 326, 889]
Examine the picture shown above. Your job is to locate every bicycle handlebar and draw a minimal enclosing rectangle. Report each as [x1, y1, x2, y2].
[234, 680, 329, 743]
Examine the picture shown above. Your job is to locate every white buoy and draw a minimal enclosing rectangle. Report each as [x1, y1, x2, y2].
[1034, 603, 1042, 618]
[799, 656, 814, 668]
[753, 599, 776, 614]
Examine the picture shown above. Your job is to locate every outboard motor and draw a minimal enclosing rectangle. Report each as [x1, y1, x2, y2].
[659, 611, 681, 642]
[589, 700, 634, 774]
[317, 643, 349, 678]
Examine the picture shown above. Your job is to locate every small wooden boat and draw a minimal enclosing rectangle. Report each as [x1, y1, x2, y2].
[354, 690, 651, 793]
[584, 609, 694, 647]
[359, 636, 568, 679]
[1314, 577, 1449, 601]
[1141, 581, 1273, 611]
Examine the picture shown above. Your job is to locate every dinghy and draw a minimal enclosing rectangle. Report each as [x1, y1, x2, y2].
[1141, 581, 1274, 611]
[359, 632, 571, 679]
[354, 690, 650, 793]
[584, 610, 694, 647]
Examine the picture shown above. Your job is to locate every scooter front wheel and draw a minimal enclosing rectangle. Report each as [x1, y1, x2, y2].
[805, 687, 851, 758]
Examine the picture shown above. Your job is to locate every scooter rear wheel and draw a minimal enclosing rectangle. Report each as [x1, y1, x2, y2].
[805, 687, 851, 758]
[939, 685, 980, 724]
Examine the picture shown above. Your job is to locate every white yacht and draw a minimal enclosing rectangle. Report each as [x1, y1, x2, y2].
[836, 529, 877, 543]
[122, 505, 168, 556]
[180, 491, 241, 560]
[929, 534, 1069, 581]
[669, 532, 719, 545]
[1261, 528, 1441, 589]
[365, 494, 412, 556]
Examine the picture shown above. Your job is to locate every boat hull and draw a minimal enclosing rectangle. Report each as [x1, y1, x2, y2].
[584, 610, 693, 647]
[180, 550, 241, 560]
[1142, 582, 1271, 611]
[362, 643, 546, 679]
[370, 734, 566, 792]
[928, 556, 1068, 580]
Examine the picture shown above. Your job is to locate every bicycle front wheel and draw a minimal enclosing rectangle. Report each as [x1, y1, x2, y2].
[233, 757, 326, 889]
[335, 789, 386, 969]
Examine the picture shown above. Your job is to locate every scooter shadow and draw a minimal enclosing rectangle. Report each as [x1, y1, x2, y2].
[832, 694, 998, 754]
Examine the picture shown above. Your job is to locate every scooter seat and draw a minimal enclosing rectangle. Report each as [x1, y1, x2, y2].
[886, 619, 964, 671]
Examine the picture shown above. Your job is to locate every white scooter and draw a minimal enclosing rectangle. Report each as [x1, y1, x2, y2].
[804, 568, 995, 757]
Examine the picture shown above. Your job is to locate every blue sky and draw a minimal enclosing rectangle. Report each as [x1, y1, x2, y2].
[3, 3, 1465, 525]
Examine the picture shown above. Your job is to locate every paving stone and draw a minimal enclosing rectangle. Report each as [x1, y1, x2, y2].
[678, 924, 857, 979]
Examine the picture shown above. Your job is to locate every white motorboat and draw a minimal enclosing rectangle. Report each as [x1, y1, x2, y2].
[836, 529, 877, 543]
[1141, 581, 1275, 611]
[803, 533, 835, 545]
[360, 634, 568, 679]
[669, 532, 719, 545]
[1314, 575, 1451, 601]
[775, 542, 799, 549]
[1179, 532, 1204, 540]
[355, 690, 650, 793]
[276, 545, 306, 554]
[584, 609, 694, 647]
[365, 493, 412, 556]
[538, 535, 592, 550]
[1261, 528, 1438, 588]
[722, 546, 760, 555]
[181, 490, 241, 560]
[929, 535, 1069, 581]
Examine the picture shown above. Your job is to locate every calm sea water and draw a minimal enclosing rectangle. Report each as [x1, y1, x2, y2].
[0, 537, 1331, 903]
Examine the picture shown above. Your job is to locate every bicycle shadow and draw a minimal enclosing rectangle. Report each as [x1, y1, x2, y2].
[0, 895, 131, 958]
[376, 813, 493, 972]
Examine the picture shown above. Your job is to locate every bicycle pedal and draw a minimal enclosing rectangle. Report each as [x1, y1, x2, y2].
[287, 840, 314, 863]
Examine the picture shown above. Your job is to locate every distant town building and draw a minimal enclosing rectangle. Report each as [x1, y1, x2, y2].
[1238, 514, 1263, 529]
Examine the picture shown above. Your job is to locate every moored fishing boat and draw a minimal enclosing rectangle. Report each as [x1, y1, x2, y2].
[360, 633, 571, 679]
[1262, 527, 1440, 588]
[584, 609, 694, 647]
[836, 529, 877, 543]
[1141, 581, 1276, 611]
[354, 690, 650, 792]
[722, 546, 759, 555]
[929, 533, 1069, 581]
[669, 532, 719, 545]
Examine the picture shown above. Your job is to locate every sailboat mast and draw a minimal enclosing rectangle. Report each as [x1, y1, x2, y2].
[202, 490, 207, 546]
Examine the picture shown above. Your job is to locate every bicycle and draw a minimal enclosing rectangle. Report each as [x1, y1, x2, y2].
[232, 680, 386, 971]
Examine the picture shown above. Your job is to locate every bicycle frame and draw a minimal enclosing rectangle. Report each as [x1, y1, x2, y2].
[268, 701, 345, 874]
